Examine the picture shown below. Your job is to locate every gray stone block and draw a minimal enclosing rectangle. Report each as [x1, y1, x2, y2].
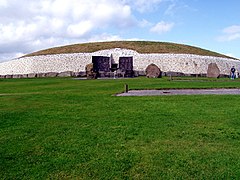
[36, 73, 46, 78]
[165, 71, 185, 77]
[22, 74, 28, 78]
[5, 75, 13, 78]
[86, 63, 97, 79]
[219, 74, 229, 78]
[12, 75, 21, 78]
[207, 63, 220, 78]
[146, 64, 161, 78]
[79, 71, 86, 77]
[28, 73, 37, 78]
[133, 71, 139, 77]
[45, 72, 58, 77]
[73, 71, 86, 77]
[58, 71, 73, 77]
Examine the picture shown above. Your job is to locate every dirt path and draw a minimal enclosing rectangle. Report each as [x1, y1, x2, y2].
[117, 88, 240, 96]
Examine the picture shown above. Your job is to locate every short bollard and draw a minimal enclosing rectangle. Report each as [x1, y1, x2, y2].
[124, 84, 129, 93]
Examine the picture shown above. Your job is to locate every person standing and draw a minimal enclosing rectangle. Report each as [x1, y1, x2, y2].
[231, 66, 236, 79]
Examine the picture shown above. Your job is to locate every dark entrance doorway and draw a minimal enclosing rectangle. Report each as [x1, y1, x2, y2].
[92, 56, 110, 77]
[119, 57, 133, 77]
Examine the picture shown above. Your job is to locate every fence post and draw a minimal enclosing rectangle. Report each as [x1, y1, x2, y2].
[124, 84, 129, 93]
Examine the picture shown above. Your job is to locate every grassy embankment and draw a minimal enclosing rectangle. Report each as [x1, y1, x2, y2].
[0, 77, 240, 179]
[24, 41, 236, 59]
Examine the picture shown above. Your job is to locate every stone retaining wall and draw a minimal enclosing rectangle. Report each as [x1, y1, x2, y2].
[0, 48, 239, 77]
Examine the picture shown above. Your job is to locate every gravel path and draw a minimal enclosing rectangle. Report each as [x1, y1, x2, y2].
[117, 88, 240, 96]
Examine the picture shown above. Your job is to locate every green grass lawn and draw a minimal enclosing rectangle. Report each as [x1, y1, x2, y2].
[0, 77, 240, 179]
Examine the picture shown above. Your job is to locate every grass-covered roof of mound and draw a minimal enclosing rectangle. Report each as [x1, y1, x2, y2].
[24, 41, 236, 59]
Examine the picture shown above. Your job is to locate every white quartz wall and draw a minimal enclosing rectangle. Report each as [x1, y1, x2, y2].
[0, 53, 92, 75]
[0, 48, 239, 75]
[134, 54, 240, 74]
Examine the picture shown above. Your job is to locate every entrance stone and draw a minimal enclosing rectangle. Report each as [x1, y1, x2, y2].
[207, 63, 220, 78]
[145, 64, 161, 78]
[86, 63, 97, 79]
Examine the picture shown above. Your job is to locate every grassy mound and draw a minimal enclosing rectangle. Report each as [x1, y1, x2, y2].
[24, 41, 235, 59]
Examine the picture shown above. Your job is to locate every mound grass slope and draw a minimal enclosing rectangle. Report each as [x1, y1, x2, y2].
[24, 41, 235, 59]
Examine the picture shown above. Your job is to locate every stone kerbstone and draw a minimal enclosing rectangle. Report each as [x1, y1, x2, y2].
[28, 73, 37, 78]
[58, 71, 73, 77]
[36, 73, 46, 78]
[13, 75, 23, 78]
[22, 74, 28, 78]
[165, 71, 185, 77]
[138, 71, 146, 76]
[78, 71, 86, 77]
[45, 72, 58, 77]
[5, 75, 13, 78]
[207, 63, 220, 78]
[133, 71, 139, 77]
[146, 64, 161, 78]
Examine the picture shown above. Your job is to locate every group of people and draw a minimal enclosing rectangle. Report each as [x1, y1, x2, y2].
[230, 66, 238, 79]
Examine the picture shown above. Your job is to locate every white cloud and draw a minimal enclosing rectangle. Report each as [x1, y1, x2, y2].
[138, 19, 153, 28]
[125, 0, 164, 13]
[164, 3, 176, 16]
[88, 33, 122, 42]
[0, 0, 7, 8]
[223, 25, 240, 34]
[164, 2, 197, 16]
[0, 22, 37, 43]
[0, 0, 182, 62]
[0, 0, 136, 62]
[218, 25, 240, 42]
[150, 21, 174, 34]
[67, 21, 94, 38]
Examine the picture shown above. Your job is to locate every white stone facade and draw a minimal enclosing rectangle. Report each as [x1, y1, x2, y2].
[0, 48, 239, 75]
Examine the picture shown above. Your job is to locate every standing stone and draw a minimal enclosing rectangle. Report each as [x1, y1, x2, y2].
[207, 63, 220, 78]
[85, 63, 97, 79]
[145, 64, 161, 78]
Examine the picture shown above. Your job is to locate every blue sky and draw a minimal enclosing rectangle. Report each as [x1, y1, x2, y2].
[0, 0, 240, 62]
